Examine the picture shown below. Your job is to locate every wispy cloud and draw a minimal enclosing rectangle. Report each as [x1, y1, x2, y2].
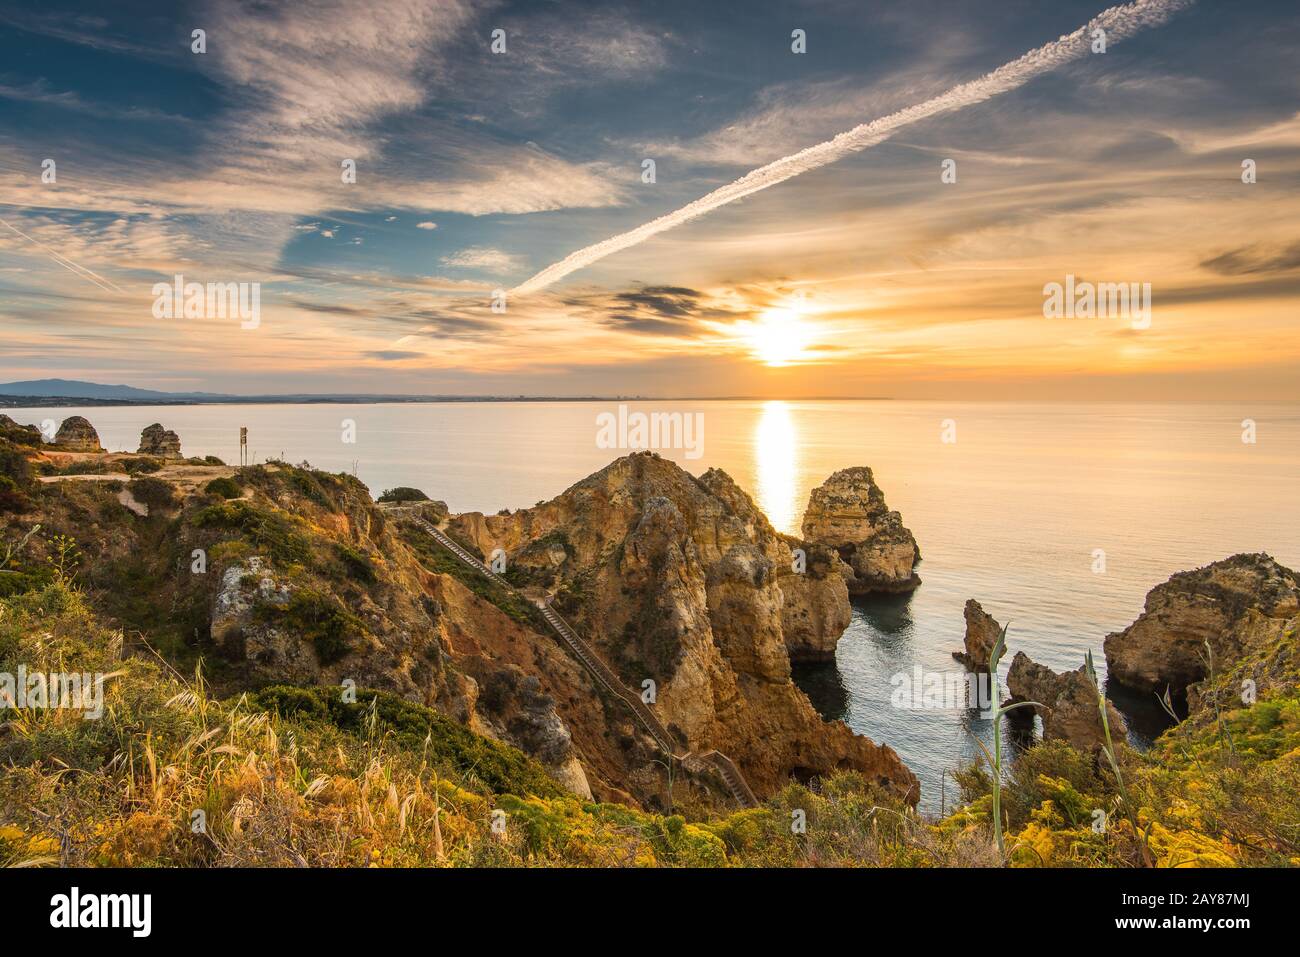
[513, 0, 1195, 294]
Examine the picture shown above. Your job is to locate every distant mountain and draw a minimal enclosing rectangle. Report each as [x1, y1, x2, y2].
[0, 379, 227, 401]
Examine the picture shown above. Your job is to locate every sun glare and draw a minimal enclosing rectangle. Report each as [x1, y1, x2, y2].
[746, 306, 810, 367]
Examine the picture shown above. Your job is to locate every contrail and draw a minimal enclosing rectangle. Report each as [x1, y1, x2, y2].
[512, 0, 1193, 295]
[0, 216, 124, 293]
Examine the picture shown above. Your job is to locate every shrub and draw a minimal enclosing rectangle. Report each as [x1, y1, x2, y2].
[193, 500, 311, 565]
[378, 487, 429, 503]
[122, 457, 163, 474]
[255, 589, 360, 664]
[204, 476, 242, 500]
[335, 543, 377, 583]
[127, 477, 178, 512]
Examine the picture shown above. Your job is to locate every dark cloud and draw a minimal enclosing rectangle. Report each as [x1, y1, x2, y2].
[364, 350, 423, 361]
[611, 286, 704, 318]
[1200, 242, 1300, 276]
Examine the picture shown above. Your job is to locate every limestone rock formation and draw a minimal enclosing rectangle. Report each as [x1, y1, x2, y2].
[446, 452, 918, 803]
[210, 557, 320, 683]
[1104, 553, 1300, 696]
[1006, 652, 1127, 752]
[53, 415, 103, 452]
[0, 414, 43, 446]
[475, 668, 592, 799]
[138, 423, 182, 459]
[779, 539, 852, 662]
[954, 599, 1002, 672]
[800, 467, 920, 594]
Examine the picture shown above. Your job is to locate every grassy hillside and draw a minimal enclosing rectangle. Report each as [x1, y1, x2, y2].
[2, 437, 1297, 867]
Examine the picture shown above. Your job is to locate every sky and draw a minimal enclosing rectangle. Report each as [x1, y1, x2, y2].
[0, 0, 1298, 399]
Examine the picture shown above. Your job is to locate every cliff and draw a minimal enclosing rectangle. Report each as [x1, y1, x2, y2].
[1104, 553, 1300, 696]
[444, 452, 917, 803]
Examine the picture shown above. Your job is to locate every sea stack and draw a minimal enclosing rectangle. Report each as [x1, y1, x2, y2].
[953, 598, 1001, 672]
[800, 466, 920, 594]
[53, 415, 103, 452]
[1005, 652, 1128, 752]
[138, 423, 183, 459]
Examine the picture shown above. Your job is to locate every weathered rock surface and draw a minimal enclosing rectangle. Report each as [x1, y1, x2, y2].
[801, 467, 920, 594]
[138, 423, 183, 459]
[0, 414, 43, 446]
[446, 452, 918, 803]
[53, 415, 103, 452]
[210, 557, 319, 682]
[474, 668, 592, 799]
[779, 538, 852, 662]
[954, 599, 1001, 672]
[1006, 652, 1127, 752]
[1104, 554, 1300, 696]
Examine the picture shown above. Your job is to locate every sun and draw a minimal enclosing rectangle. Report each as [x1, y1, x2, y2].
[746, 306, 811, 367]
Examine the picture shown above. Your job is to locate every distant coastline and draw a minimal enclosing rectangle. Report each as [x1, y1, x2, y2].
[0, 379, 892, 407]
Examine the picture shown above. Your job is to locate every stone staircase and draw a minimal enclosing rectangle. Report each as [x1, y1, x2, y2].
[398, 509, 759, 809]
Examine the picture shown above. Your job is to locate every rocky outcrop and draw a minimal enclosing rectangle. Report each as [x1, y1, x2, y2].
[445, 452, 918, 804]
[954, 599, 1001, 672]
[779, 539, 851, 662]
[210, 557, 320, 683]
[1006, 652, 1127, 752]
[475, 668, 592, 799]
[1104, 554, 1300, 696]
[0, 415, 43, 447]
[138, 423, 182, 459]
[53, 415, 103, 452]
[800, 467, 920, 594]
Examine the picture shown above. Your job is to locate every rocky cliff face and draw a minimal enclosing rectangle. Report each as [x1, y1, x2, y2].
[446, 452, 918, 803]
[800, 467, 920, 594]
[1005, 652, 1127, 752]
[1104, 554, 1300, 696]
[53, 415, 103, 452]
[779, 538, 851, 662]
[954, 599, 1001, 672]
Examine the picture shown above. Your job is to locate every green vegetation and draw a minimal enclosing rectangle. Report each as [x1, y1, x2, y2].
[2, 444, 1296, 869]
[127, 476, 178, 512]
[378, 486, 429, 503]
[400, 521, 548, 630]
[122, 457, 163, 475]
[204, 476, 243, 499]
[334, 542, 377, 583]
[255, 589, 361, 664]
[194, 499, 312, 566]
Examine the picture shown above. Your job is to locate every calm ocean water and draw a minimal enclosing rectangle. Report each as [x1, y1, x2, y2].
[14, 400, 1299, 812]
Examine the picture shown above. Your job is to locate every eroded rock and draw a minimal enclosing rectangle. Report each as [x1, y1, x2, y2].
[1006, 652, 1127, 752]
[801, 467, 920, 594]
[1104, 554, 1300, 696]
[953, 599, 1002, 672]
[445, 452, 918, 803]
[138, 423, 182, 459]
[53, 415, 103, 452]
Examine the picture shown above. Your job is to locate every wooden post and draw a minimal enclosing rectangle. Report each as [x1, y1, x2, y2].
[239, 427, 247, 467]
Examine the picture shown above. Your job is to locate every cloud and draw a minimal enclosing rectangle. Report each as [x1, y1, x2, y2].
[416, 221, 438, 230]
[441, 247, 523, 270]
[513, 0, 1195, 294]
[365, 350, 424, 360]
[1200, 242, 1300, 276]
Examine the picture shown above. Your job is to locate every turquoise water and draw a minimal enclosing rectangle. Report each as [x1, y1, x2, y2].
[13, 399, 1299, 812]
